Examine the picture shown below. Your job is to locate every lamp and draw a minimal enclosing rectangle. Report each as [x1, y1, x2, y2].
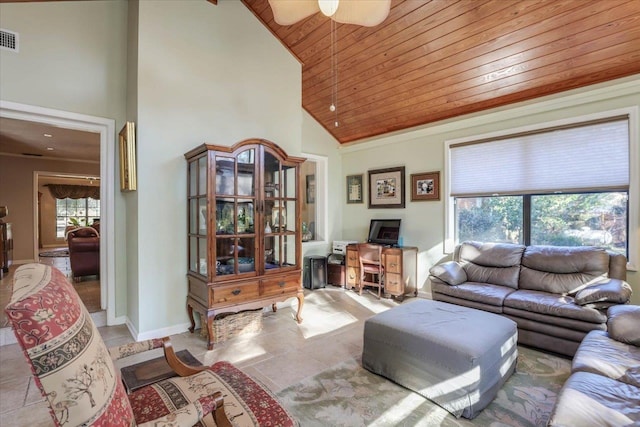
[268, 0, 391, 27]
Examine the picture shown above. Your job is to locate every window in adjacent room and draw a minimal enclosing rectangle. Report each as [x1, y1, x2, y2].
[56, 197, 100, 238]
[447, 113, 634, 262]
[301, 154, 327, 243]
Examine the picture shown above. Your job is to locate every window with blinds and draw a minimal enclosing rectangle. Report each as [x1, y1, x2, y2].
[449, 116, 630, 257]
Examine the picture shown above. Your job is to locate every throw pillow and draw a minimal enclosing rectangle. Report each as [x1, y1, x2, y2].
[574, 279, 632, 305]
[429, 261, 467, 286]
[607, 305, 640, 346]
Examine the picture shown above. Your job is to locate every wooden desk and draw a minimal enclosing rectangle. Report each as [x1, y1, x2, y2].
[346, 244, 418, 301]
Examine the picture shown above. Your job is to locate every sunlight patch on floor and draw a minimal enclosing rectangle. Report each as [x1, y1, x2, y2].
[343, 288, 398, 314]
[297, 310, 358, 339]
[368, 392, 450, 426]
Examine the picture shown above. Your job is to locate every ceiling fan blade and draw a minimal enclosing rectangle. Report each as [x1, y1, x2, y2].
[333, 0, 391, 27]
[268, 0, 320, 26]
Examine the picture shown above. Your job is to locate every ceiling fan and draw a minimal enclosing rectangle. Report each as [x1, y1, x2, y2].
[268, 0, 391, 27]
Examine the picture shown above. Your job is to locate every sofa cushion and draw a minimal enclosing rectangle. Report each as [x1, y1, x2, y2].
[456, 241, 525, 289]
[547, 371, 640, 426]
[607, 305, 640, 346]
[429, 261, 467, 286]
[519, 245, 610, 294]
[574, 279, 632, 306]
[503, 289, 607, 324]
[432, 281, 516, 308]
[572, 330, 640, 388]
[5, 264, 134, 427]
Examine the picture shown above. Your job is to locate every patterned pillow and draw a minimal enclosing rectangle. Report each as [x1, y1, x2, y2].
[5, 264, 134, 426]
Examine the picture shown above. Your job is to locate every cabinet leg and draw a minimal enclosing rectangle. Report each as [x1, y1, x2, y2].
[187, 304, 196, 333]
[272, 303, 277, 313]
[206, 314, 215, 351]
[295, 292, 304, 323]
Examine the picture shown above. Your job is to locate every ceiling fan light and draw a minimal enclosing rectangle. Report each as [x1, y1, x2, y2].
[333, 0, 391, 27]
[268, 0, 319, 26]
[318, 0, 339, 17]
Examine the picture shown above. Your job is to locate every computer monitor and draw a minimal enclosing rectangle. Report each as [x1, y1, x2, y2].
[367, 219, 401, 246]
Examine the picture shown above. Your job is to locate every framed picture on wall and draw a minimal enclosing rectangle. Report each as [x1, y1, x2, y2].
[346, 174, 363, 204]
[306, 174, 315, 204]
[119, 121, 137, 192]
[368, 166, 405, 208]
[411, 171, 440, 201]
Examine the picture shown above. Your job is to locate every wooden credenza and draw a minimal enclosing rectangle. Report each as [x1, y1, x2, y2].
[346, 244, 418, 301]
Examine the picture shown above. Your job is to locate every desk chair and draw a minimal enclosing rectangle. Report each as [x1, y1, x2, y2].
[357, 243, 384, 299]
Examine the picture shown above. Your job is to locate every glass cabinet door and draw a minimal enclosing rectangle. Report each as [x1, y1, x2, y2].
[214, 148, 257, 276]
[263, 151, 298, 270]
[188, 155, 209, 276]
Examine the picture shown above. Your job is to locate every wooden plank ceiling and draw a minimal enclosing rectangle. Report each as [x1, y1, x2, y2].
[242, 0, 640, 144]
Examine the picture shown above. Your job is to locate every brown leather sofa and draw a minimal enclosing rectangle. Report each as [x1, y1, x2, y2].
[67, 225, 100, 280]
[429, 241, 632, 357]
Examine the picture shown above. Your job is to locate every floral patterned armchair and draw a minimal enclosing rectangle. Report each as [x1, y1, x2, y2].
[5, 263, 297, 427]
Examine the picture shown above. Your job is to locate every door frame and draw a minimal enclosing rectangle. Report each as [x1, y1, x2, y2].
[0, 100, 117, 324]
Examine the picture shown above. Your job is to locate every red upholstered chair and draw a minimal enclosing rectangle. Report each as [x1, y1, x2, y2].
[5, 263, 297, 427]
[66, 226, 100, 280]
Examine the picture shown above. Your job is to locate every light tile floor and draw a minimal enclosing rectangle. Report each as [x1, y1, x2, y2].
[0, 286, 401, 426]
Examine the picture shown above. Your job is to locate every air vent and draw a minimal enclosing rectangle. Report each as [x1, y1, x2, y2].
[22, 153, 43, 157]
[0, 29, 19, 52]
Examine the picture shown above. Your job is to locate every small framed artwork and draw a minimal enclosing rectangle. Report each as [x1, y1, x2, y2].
[119, 121, 137, 191]
[346, 174, 363, 204]
[306, 174, 315, 204]
[368, 166, 405, 209]
[411, 171, 440, 201]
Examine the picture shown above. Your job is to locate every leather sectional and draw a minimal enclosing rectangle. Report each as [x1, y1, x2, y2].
[428, 241, 632, 357]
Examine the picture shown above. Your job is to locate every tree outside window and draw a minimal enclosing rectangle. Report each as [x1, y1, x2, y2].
[56, 198, 100, 238]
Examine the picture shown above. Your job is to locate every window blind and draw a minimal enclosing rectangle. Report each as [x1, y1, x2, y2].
[450, 117, 629, 197]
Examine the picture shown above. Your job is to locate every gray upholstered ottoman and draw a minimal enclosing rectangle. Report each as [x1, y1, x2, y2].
[362, 299, 518, 419]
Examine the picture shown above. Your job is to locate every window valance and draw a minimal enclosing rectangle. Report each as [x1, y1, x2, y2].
[47, 185, 100, 200]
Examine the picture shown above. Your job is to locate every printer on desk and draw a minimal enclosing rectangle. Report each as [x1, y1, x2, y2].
[327, 240, 358, 286]
[332, 240, 358, 256]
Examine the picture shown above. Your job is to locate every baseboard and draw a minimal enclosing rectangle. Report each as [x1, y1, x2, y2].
[126, 318, 192, 342]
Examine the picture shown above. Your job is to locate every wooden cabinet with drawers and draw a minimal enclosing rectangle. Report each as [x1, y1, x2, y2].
[346, 244, 418, 301]
[185, 139, 305, 349]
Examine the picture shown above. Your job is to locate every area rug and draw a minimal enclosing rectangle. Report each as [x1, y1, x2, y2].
[276, 346, 571, 427]
[39, 249, 69, 257]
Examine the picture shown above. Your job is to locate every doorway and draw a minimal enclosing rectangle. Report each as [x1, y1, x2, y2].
[0, 100, 117, 325]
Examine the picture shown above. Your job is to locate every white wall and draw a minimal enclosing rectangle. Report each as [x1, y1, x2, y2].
[301, 110, 342, 256]
[0, 0, 129, 318]
[341, 75, 640, 304]
[131, 0, 303, 334]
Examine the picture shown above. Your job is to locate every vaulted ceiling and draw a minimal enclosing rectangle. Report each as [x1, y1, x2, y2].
[241, 0, 640, 144]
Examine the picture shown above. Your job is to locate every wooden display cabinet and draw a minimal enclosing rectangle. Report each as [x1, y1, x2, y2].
[184, 139, 305, 349]
[346, 244, 418, 301]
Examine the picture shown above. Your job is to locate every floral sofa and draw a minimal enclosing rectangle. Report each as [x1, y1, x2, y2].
[5, 263, 297, 426]
[429, 241, 632, 357]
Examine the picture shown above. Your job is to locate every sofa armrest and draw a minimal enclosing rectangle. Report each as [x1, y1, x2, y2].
[607, 305, 640, 346]
[137, 392, 231, 427]
[574, 279, 632, 306]
[429, 261, 467, 286]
